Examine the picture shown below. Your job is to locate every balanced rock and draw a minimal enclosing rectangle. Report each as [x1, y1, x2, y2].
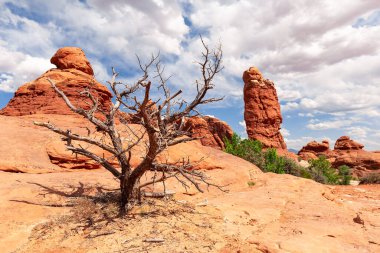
[51, 47, 94, 75]
[243, 67, 286, 149]
[0, 47, 112, 116]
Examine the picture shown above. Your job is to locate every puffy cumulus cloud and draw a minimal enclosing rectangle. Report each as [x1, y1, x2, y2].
[187, 0, 380, 114]
[1, 0, 380, 148]
[0, 0, 189, 91]
[0, 42, 53, 92]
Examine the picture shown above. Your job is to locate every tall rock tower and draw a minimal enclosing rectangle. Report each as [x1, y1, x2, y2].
[243, 67, 287, 149]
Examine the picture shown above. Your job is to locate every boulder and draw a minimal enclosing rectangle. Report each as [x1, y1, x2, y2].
[51, 47, 94, 75]
[243, 67, 286, 149]
[298, 140, 330, 160]
[183, 116, 233, 150]
[334, 136, 364, 150]
[0, 47, 112, 116]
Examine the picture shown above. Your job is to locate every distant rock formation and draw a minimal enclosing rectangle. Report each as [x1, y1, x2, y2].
[243, 67, 286, 149]
[183, 116, 233, 150]
[0, 47, 233, 151]
[0, 47, 112, 116]
[298, 140, 331, 160]
[334, 136, 364, 150]
[298, 136, 380, 177]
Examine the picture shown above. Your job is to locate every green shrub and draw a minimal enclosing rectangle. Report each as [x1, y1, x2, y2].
[264, 149, 286, 174]
[338, 165, 352, 185]
[224, 134, 265, 168]
[224, 133, 353, 185]
[307, 157, 351, 185]
[224, 134, 302, 175]
[360, 173, 380, 184]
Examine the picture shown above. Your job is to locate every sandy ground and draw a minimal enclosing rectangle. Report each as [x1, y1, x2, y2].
[0, 169, 379, 253]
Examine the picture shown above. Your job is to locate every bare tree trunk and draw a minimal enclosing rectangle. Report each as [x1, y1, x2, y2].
[35, 37, 225, 215]
[120, 173, 142, 214]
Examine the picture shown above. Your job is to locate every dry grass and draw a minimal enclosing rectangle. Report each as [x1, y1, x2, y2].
[24, 189, 249, 253]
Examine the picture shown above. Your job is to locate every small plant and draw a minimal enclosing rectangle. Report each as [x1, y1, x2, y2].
[224, 133, 353, 185]
[307, 157, 351, 185]
[360, 173, 380, 184]
[264, 149, 286, 174]
[307, 156, 339, 184]
[224, 133, 265, 168]
[247, 181, 255, 187]
[338, 165, 352, 185]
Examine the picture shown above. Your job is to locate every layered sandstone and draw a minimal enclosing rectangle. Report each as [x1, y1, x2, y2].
[1, 163, 379, 252]
[0, 114, 240, 173]
[51, 47, 94, 75]
[243, 67, 286, 149]
[183, 116, 233, 150]
[298, 137, 380, 177]
[298, 140, 331, 160]
[0, 47, 112, 116]
[334, 136, 364, 150]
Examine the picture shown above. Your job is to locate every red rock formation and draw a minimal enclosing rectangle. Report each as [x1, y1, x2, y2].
[51, 47, 94, 75]
[243, 67, 286, 149]
[183, 116, 233, 149]
[298, 140, 330, 160]
[0, 47, 112, 116]
[334, 136, 364, 150]
[299, 137, 380, 177]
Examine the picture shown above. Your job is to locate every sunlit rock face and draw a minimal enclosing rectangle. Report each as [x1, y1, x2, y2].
[298, 136, 380, 177]
[243, 66, 287, 149]
[0, 47, 112, 116]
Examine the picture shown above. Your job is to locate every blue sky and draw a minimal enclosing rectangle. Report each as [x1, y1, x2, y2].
[1, 0, 380, 151]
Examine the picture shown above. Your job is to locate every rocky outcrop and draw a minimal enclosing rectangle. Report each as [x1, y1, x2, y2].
[334, 136, 364, 150]
[298, 137, 380, 177]
[0, 47, 112, 116]
[243, 67, 286, 149]
[51, 47, 94, 75]
[183, 116, 233, 149]
[0, 114, 250, 173]
[298, 140, 331, 160]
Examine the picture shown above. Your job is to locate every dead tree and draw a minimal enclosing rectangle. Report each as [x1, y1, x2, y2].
[34, 38, 224, 214]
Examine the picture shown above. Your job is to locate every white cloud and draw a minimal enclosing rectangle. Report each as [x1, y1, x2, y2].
[280, 128, 290, 137]
[345, 126, 368, 139]
[0, 43, 53, 92]
[307, 119, 353, 130]
[282, 102, 299, 111]
[238, 120, 246, 129]
[298, 112, 314, 117]
[1, 0, 380, 150]
[284, 136, 314, 151]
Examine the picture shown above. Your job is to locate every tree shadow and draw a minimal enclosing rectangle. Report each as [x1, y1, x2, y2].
[10, 181, 118, 207]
